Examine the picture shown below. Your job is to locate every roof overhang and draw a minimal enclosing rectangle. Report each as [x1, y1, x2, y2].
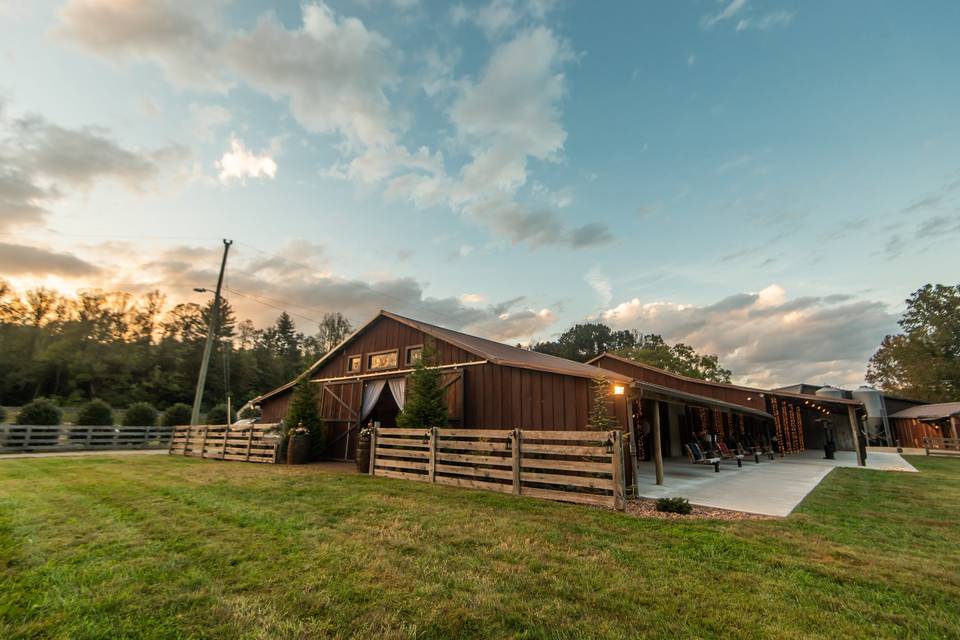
[631, 380, 774, 420]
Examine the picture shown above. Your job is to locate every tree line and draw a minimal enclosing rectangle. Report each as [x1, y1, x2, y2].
[0, 280, 352, 414]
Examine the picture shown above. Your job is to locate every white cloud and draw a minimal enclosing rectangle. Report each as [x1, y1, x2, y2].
[700, 0, 749, 30]
[221, 3, 395, 148]
[54, 0, 230, 91]
[55, 1, 610, 250]
[584, 268, 612, 307]
[737, 11, 795, 31]
[189, 103, 232, 142]
[216, 137, 277, 184]
[460, 293, 485, 303]
[452, 0, 557, 40]
[0, 105, 187, 230]
[598, 286, 897, 388]
[687, 53, 696, 66]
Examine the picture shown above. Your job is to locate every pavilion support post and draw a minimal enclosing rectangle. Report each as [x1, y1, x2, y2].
[847, 406, 865, 467]
[652, 400, 664, 486]
[627, 397, 640, 496]
[950, 416, 959, 441]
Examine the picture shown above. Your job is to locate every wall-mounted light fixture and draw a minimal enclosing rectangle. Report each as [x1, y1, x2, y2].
[613, 385, 625, 396]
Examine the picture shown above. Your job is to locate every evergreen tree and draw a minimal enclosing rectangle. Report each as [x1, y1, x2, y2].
[161, 403, 193, 427]
[285, 379, 325, 458]
[397, 340, 448, 429]
[588, 374, 614, 431]
[123, 402, 158, 426]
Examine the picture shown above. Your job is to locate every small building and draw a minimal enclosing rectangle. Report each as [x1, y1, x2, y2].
[888, 403, 960, 447]
[253, 310, 634, 459]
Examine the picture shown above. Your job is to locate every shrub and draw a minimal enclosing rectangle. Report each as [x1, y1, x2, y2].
[123, 402, 158, 427]
[0, 406, 6, 423]
[161, 403, 193, 427]
[76, 398, 114, 426]
[238, 404, 261, 420]
[205, 404, 236, 425]
[655, 497, 693, 515]
[15, 398, 62, 425]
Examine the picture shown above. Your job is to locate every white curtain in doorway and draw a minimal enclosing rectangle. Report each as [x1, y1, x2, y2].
[388, 378, 406, 410]
[360, 379, 386, 420]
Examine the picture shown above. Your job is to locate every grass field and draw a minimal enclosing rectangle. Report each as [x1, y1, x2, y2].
[1, 455, 958, 639]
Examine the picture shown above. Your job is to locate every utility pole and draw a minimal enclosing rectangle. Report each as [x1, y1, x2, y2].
[191, 239, 233, 426]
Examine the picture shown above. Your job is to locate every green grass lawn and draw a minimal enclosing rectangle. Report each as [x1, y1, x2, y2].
[1, 456, 958, 640]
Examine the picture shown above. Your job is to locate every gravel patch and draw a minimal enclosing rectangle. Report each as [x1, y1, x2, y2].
[626, 498, 778, 521]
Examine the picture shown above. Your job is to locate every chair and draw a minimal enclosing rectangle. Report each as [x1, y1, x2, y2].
[716, 441, 744, 467]
[685, 443, 721, 472]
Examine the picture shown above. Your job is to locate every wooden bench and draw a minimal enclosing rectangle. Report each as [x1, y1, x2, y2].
[924, 437, 960, 457]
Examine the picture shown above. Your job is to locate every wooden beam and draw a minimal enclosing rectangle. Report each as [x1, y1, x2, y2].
[652, 400, 664, 485]
[368, 428, 378, 475]
[847, 405, 865, 466]
[511, 429, 522, 495]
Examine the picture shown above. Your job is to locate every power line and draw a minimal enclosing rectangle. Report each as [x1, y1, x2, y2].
[226, 287, 323, 326]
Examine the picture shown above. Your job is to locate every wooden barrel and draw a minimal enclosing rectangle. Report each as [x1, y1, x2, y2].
[356, 433, 371, 473]
[286, 433, 310, 465]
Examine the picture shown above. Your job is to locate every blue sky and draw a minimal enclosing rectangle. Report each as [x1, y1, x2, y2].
[1, 0, 958, 387]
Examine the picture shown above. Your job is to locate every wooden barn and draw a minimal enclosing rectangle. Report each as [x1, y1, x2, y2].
[252, 310, 634, 459]
[888, 402, 960, 448]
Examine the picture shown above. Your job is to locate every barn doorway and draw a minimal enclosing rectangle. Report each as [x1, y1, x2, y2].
[369, 387, 400, 427]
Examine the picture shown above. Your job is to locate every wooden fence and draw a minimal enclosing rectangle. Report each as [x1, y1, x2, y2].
[924, 437, 960, 457]
[168, 423, 280, 463]
[370, 427, 626, 510]
[0, 425, 173, 453]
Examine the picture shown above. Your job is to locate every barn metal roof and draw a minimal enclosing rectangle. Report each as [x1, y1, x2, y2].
[252, 310, 632, 404]
[889, 402, 960, 420]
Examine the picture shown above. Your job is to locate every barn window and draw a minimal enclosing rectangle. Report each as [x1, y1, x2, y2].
[367, 350, 398, 370]
[406, 345, 423, 365]
[347, 355, 361, 372]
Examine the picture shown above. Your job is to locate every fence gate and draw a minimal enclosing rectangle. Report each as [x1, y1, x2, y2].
[370, 427, 626, 510]
[168, 423, 280, 463]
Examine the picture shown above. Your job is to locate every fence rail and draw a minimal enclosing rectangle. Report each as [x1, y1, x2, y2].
[0, 425, 173, 453]
[924, 437, 960, 456]
[370, 427, 626, 510]
[168, 423, 279, 464]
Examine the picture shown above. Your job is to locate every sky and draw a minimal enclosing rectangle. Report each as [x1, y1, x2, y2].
[1, 0, 958, 389]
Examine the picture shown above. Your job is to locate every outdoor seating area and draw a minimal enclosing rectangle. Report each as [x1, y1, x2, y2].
[636, 450, 917, 516]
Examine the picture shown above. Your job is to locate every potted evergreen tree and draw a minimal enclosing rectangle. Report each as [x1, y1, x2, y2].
[284, 380, 323, 464]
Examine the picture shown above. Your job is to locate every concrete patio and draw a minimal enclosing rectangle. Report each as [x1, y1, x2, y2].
[635, 450, 917, 517]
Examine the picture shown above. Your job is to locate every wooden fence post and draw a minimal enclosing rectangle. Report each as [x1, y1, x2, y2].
[221, 425, 229, 460]
[245, 425, 254, 461]
[85, 425, 93, 449]
[183, 425, 191, 456]
[201, 427, 210, 459]
[428, 427, 438, 482]
[511, 429, 522, 495]
[612, 430, 625, 511]
[368, 427, 378, 475]
[25, 425, 33, 450]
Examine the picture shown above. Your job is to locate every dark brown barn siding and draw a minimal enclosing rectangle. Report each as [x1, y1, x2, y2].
[594, 355, 766, 412]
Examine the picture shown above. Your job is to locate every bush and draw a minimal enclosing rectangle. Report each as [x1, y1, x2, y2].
[76, 398, 114, 426]
[0, 406, 6, 423]
[16, 398, 62, 425]
[161, 403, 193, 427]
[123, 402, 158, 427]
[205, 404, 236, 425]
[655, 497, 693, 515]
